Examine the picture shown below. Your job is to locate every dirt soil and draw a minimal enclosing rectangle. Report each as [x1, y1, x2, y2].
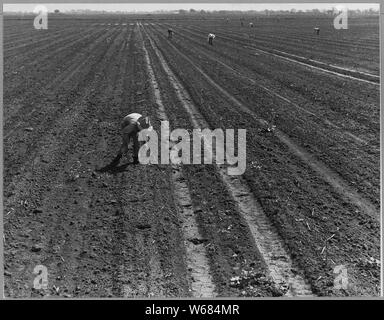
[3, 15, 380, 297]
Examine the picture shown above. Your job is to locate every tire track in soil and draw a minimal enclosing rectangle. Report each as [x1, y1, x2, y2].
[146, 27, 378, 222]
[149, 24, 380, 296]
[143, 27, 283, 298]
[150, 24, 380, 208]
[139, 25, 216, 297]
[142, 24, 313, 297]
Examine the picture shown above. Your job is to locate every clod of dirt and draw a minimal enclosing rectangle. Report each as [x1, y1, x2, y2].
[33, 208, 43, 214]
[114, 210, 123, 216]
[67, 173, 80, 182]
[231, 271, 264, 286]
[188, 238, 208, 245]
[90, 253, 97, 259]
[31, 244, 43, 252]
[231, 270, 285, 296]
[136, 224, 151, 230]
[25, 127, 34, 132]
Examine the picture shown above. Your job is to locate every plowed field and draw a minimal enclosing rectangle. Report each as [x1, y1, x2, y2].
[3, 14, 380, 297]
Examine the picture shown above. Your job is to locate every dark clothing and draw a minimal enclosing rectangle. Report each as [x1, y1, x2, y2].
[208, 34, 215, 45]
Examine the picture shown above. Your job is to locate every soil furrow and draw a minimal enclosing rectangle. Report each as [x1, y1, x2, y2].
[147, 26, 378, 220]
[156, 24, 372, 147]
[142, 24, 313, 296]
[143, 23, 380, 296]
[139, 24, 216, 297]
[4, 28, 123, 186]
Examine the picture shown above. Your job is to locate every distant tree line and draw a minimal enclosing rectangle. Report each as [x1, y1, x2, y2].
[4, 8, 379, 16]
[177, 8, 379, 16]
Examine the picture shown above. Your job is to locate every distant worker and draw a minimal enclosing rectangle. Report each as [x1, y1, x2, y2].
[168, 28, 174, 39]
[208, 33, 216, 45]
[114, 113, 153, 165]
[314, 27, 320, 35]
[249, 22, 254, 28]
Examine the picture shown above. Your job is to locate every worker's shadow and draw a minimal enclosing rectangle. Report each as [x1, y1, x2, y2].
[96, 155, 134, 174]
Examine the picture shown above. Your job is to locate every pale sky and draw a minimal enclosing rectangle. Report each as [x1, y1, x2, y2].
[3, 3, 380, 13]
